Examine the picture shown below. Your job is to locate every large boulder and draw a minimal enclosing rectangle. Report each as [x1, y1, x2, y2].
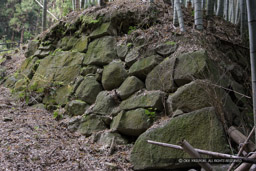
[129, 55, 163, 80]
[89, 22, 117, 40]
[125, 47, 140, 67]
[167, 80, 240, 123]
[130, 107, 230, 170]
[111, 109, 153, 136]
[75, 76, 103, 104]
[93, 131, 128, 147]
[83, 36, 117, 66]
[72, 35, 89, 52]
[65, 100, 89, 116]
[117, 76, 144, 100]
[145, 57, 177, 93]
[29, 51, 84, 90]
[80, 65, 98, 76]
[173, 50, 215, 86]
[155, 42, 177, 57]
[167, 80, 212, 114]
[25, 40, 40, 58]
[102, 61, 128, 90]
[117, 45, 128, 60]
[120, 90, 166, 111]
[91, 91, 120, 116]
[77, 114, 108, 136]
[18, 56, 40, 79]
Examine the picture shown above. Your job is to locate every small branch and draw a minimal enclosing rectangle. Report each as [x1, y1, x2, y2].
[34, 0, 59, 21]
[200, 80, 251, 99]
[180, 140, 214, 171]
[147, 140, 256, 164]
[228, 126, 255, 171]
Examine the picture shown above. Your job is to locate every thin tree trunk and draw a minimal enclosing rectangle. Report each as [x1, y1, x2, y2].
[240, 0, 247, 38]
[175, 0, 185, 31]
[20, 27, 24, 44]
[81, 0, 85, 8]
[247, 0, 256, 147]
[231, 0, 236, 23]
[194, 0, 203, 30]
[173, 3, 179, 26]
[224, 0, 229, 20]
[206, 0, 214, 17]
[75, 0, 80, 10]
[42, 0, 47, 31]
[216, 0, 224, 16]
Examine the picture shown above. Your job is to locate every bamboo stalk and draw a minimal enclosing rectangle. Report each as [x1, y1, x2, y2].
[228, 126, 255, 171]
[180, 140, 214, 171]
[147, 140, 256, 164]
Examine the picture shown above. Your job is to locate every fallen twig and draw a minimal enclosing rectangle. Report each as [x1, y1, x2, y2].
[180, 140, 214, 171]
[147, 140, 256, 164]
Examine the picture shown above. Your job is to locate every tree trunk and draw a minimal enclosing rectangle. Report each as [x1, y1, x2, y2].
[207, 0, 214, 17]
[224, 0, 229, 20]
[81, 0, 85, 8]
[240, 0, 247, 38]
[42, 0, 47, 31]
[194, 0, 203, 30]
[246, 0, 256, 146]
[173, 3, 179, 26]
[175, 0, 185, 31]
[20, 27, 24, 44]
[231, 0, 236, 23]
[75, 0, 80, 10]
[216, 0, 224, 16]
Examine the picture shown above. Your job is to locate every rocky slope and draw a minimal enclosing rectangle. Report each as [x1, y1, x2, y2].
[0, 0, 253, 170]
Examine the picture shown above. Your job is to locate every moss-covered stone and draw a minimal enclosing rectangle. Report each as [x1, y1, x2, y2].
[125, 47, 140, 67]
[83, 36, 117, 66]
[92, 91, 120, 115]
[18, 57, 40, 80]
[155, 42, 177, 57]
[75, 76, 103, 104]
[25, 40, 40, 58]
[57, 36, 71, 50]
[95, 132, 128, 147]
[117, 76, 144, 100]
[29, 51, 84, 90]
[34, 49, 52, 59]
[174, 50, 212, 86]
[65, 100, 89, 116]
[120, 90, 166, 111]
[55, 84, 73, 105]
[130, 107, 230, 170]
[117, 45, 128, 60]
[3, 75, 18, 88]
[102, 61, 128, 90]
[72, 35, 89, 52]
[80, 65, 98, 76]
[129, 55, 162, 80]
[78, 114, 108, 136]
[145, 57, 177, 93]
[111, 108, 153, 136]
[14, 79, 28, 91]
[167, 80, 212, 114]
[89, 22, 117, 40]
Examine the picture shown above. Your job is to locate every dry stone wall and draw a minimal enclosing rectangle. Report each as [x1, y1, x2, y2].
[3, 6, 251, 170]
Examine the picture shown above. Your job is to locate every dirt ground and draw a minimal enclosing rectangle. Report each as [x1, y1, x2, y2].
[0, 52, 132, 171]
